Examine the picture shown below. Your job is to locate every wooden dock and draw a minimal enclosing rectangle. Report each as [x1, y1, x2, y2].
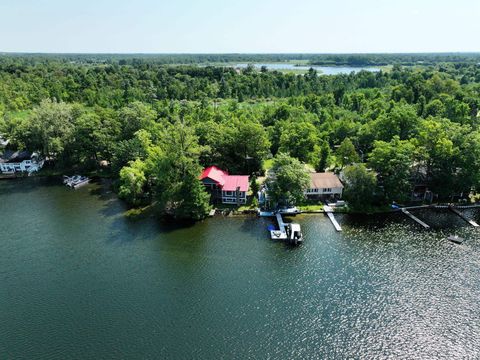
[449, 206, 479, 227]
[271, 213, 288, 240]
[401, 208, 430, 229]
[324, 205, 342, 231]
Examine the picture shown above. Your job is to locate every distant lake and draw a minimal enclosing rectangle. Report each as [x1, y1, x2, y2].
[235, 63, 381, 75]
[1, 178, 479, 358]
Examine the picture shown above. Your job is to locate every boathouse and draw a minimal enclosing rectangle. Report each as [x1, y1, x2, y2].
[305, 172, 343, 200]
[200, 166, 249, 205]
[0, 150, 44, 174]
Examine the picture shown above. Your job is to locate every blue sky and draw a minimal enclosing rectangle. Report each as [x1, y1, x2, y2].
[0, 0, 478, 53]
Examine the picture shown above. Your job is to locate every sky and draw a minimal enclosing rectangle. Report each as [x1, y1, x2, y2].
[0, 0, 479, 53]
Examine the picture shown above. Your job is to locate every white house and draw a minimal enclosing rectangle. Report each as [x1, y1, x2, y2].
[0, 150, 44, 174]
[305, 172, 343, 200]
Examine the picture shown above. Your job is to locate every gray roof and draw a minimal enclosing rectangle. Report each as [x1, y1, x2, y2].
[309, 172, 343, 189]
[0, 150, 33, 163]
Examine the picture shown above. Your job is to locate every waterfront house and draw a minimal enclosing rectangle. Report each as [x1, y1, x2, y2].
[200, 166, 249, 205]
[305, 172, 343, 200]
[0, 150, 44, 174]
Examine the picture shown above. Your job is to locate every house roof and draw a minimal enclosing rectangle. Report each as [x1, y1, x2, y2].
[200, 166, 249, 192]
[200, 166, 229, 186]
[309, 172, 343, 189]
[0, 150, 33, 164]
[223, 175, 249, 192]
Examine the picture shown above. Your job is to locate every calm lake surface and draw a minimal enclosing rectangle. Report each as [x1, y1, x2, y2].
[234, 63, 381, 75]
[1, 178, 479, 359]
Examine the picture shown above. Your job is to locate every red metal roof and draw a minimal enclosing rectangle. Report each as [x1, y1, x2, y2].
[200, 166, 228, 186]
[200, 166, 249, 192]
[222, 175, 249, 192]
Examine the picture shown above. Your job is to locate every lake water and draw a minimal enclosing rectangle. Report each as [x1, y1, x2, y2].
[235, 63, 381, 75]
[1, 178, 479, 359]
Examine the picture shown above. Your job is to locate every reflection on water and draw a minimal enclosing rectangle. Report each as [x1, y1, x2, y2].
[0, 178, 479, 359]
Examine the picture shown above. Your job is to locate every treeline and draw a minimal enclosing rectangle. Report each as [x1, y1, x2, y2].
[1, 52, 480, 66]
[2, 58, 480, 112]
[2, 57, 480, 216]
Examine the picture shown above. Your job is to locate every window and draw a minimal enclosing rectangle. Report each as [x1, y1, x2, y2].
[323, 188, 332, 193]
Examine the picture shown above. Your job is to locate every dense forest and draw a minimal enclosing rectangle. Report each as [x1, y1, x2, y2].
[1, 55, 480, 218]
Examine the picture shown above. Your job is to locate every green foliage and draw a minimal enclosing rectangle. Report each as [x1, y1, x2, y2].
[336, 138, 360, 168]
[153, 119, 211, 220]
[369, 136, 415, 202]
[278, 120, 319, 164]
[266, 153, 310, 207]
[2, 55, 480, 213]
[343, 164, 378, 211]
[21, 99, 75, 158]
[118, 159, 147, 206]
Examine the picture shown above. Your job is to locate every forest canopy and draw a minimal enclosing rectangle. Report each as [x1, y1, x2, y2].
[1, 55, 480, 218]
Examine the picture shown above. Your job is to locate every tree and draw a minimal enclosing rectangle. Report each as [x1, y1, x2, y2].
[343, 164, 377, 211]
[118, 101, 156, 140]
[20, 99, 75, 159]
[224, 117, 270, 174]
[118, 159, 147, 206]
[316, 139, 331, 172]
[336, 138, 360, 168]
[278, 120, 319, 164]
[369, 136, 415, 202]
[266, 153, 310, 207]
[153, 118, 211, 220]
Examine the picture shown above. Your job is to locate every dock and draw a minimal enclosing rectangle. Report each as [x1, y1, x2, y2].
[270, 213, 289, 240]
[401, 208, 430, 229]
[449, 206, 479, 227]
[324, 205, 342, 231]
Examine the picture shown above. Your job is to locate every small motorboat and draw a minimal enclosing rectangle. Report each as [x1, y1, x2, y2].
[277, 206, 301, 215]
[447, 235, 465, 244]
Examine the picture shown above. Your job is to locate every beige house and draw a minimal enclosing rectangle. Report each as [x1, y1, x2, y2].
[305, 172, 343, 200]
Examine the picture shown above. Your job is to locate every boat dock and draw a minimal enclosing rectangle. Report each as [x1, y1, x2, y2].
[401, 208, 430, 229]
[449, 206, 479, 227]
[259, 210, 303, 244]
[324, 205, 342, 231]
[270, 213, 289, 240]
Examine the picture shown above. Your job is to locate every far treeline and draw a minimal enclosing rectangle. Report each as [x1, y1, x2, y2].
[2, 52, 480, 66]
[1, 56, 480, 218]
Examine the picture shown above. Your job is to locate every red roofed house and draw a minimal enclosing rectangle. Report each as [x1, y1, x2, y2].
[200, 166, 249, 205]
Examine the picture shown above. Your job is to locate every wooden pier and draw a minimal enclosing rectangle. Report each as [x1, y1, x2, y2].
[271, 213, 289, 240]
[449, 206, 479, 227]
[401, 208, 430, 229]
[324, 205, 342, 231]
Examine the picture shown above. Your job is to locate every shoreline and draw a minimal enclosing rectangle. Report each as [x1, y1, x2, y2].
[4, 173, 480, 218]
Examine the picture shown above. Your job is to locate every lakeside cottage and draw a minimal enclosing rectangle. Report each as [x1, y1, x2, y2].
[0, 150, 44, 174]
[305, 172, 343, 200]
[200, 166, 249, 205]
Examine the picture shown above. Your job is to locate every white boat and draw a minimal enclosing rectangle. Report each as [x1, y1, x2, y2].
[63, 175, 90, 189]
[286, 223, 303, 245]
[277, 206, 301, 215]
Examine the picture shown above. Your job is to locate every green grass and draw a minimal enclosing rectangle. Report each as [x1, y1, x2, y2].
[298, 204, 324, 212]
